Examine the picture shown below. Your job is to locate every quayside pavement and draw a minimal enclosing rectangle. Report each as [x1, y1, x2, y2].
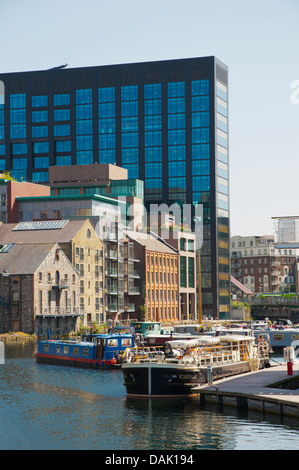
[195, 361, 299, 417]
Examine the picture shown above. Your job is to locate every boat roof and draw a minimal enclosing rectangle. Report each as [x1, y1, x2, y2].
[166, 336, 221, 348]
[219, 334, 254, 342]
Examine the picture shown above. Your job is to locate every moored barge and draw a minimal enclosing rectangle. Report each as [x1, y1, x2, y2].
[122, 334, 271, 398]
[35, 333, 134, 368]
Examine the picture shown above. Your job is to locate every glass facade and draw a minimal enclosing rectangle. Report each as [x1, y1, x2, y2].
[0, 56, 230, 318]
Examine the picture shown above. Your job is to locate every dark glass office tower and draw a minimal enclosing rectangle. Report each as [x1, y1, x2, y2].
[0, 56, 230, 318]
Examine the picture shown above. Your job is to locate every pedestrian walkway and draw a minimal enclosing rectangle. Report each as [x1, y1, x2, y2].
[195, 361, 299, 417]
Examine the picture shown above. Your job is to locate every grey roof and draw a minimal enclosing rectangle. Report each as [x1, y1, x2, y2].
[125, 230, 178, 254]
[0, 243, 57, 275]
[0, 220, 89, 245]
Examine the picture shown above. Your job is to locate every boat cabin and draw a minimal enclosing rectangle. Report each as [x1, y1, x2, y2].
[130, 321, 162, 339]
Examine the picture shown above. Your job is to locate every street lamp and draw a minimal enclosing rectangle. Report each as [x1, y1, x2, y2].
[1, 270, 9, 334]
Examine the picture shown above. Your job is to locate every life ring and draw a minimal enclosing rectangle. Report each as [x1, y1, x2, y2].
[291, 334, 297, 340]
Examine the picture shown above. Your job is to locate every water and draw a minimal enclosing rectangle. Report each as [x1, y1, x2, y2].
[1, 342, 299, 451]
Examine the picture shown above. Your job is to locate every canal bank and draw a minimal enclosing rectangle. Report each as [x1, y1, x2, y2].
[196, 362, 299, 418]
[0, 332, 37, 342]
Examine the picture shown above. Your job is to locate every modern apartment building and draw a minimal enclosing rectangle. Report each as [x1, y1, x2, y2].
[231, 235, 297, 294]
[0, 56, 230, 318]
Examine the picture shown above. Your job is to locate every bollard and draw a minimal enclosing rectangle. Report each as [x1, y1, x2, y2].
[287, 361, 293, 376]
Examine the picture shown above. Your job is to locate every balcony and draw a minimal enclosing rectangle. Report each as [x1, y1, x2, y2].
[35, 307, 85, 317]
[52, 279, 69, 289]
[106, 285, 118, 295]
[105, 250, 118, 259]
[128, 286, 140, 295]
[105, 268, 118, 277]
[106, 303, 118, 312]
[125, 303, 135, 312]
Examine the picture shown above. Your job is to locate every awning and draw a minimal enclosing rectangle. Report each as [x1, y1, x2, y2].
[231, 275, 253, 295]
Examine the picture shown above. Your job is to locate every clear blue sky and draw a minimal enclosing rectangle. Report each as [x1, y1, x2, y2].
[1, 0, 299, 237]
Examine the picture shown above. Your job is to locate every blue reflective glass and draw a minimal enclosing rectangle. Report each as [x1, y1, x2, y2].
[145, 131, 161, 147]
[192, 128, 209, 144]
[12, 158, 27, 169]
[0, 159, 5, 170]
[32, 110, 48, 122]
[56, 141, 71, 152]
[54, 109, 70, 121]
[32, 95, 48, 107]
[76, 151, 93, 165]
[191, 80, 209, 96]
[168, 113, 185, 129]
[76, 135, 93, 150]
[11, 169, 27, 181]
[122, 148, 138, 163]
[191, 96, 209, 112]
[54, 125, 70, 136]
[121, 101, 138, 117]
[99, 118, 115, 134]
[10, 124, 26, 139]
[56, 155, 72, 166]
[122, 132, 138, 148]
[168, 98, 185, 114]
[10, 94, 26, 109]
[76, 89, 92, 104]
[144, 147, 162, 162]
[34, 157, 49, 168]
[144, 178, 162, 189]
[54, 94, 70, 106]
[192, 112, 209, 128]
[32, 126, 48, 138]
[122, 163, 139, 179]
[192, 144, 210, 159]
[76, 104, 92, 119]
[98, 87, 115, 103]
[0, 110, 4, 125]
[168, 82, 185, 98]
[168, 177, 186, 189]
[10, 109, 26, 124]
[76, 120, 93, 135]
[12, 143, 27, 155]
[144, 99, 161, 115]
[0, 125, 4, 139]
[0, 144, 5, 155]
[168, 161, 186, 177]
[192, 176, 210, 191]
[32, 171, 48, 182]
[98, 102, 115, 118]
[122, 116, 138, 132]
[192, 159, 210, 175]
[99, 149, 116, 164]
[168, 145, 185, 161]
[144, 84, 161, 99]
[168, 129, 185, 145]
[121, 85, 138, 101]
[145, 162, 162, 178]
[144, 115, 162, 130]
[33, 142, 49, 153]
[99, 134, 115, 149]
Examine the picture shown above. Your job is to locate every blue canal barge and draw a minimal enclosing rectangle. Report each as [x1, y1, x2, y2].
[35, 333, 134, 368]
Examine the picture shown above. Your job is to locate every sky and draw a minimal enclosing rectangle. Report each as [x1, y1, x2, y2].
[0, 0, 299, 237]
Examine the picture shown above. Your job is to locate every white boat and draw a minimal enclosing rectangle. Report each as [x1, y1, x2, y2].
[122, 334, 270, 398]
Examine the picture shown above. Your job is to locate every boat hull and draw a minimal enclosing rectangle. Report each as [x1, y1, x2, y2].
[35, 353, 120, 369]
[123, 361, 252, 398]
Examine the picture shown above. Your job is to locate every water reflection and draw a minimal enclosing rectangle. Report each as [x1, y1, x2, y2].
[1, 342, 299, 450]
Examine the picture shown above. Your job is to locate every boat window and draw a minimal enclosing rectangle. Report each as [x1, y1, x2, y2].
[56, 346, 60, 353]
[44, 344, 49, 352]
[63, 346, 69, 354]
[73, 347, 79, 355]
[107, 339, 118, 347]
[273, 334, 284, 341]
[82, 348, 89, 356]
[121, 338, 132, 347]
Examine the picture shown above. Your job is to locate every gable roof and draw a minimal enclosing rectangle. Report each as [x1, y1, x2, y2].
[0, 220, 90, 245]
[126, 230, 178, 254]
[0, 243, 57, 274]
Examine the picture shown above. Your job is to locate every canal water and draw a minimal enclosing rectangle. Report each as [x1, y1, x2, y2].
[1, 341, 299, 451]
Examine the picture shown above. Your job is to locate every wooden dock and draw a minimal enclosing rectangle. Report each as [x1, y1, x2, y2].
[195, 361, 299, 417]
